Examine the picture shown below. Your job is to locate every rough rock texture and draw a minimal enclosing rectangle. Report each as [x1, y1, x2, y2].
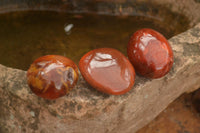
[0, 0, 200, 26]
[137, 93, 200, 133]
[0, 22, 200, 133]
[153, 0, 200, 26]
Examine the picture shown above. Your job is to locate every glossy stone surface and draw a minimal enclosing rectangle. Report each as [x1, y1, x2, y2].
[79, 48, 135, 95]
[27, 55, 78, 100]
[127, 28, 174, 78]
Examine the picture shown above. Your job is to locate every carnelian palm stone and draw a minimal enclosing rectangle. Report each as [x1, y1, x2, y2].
[27, 55, 79, 100]
[127, 28, 174, 79]
[79, 48, 135, 95]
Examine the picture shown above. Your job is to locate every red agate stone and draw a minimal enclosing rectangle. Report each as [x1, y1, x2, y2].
[79, 48, 135, 95]
[127, 28, 174, 78]
[27, 55, 79, 100]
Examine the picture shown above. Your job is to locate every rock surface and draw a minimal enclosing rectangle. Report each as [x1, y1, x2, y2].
[1, 0, 199, 26]
[137, 93, 200, 133]
[0, 24, 200, 133]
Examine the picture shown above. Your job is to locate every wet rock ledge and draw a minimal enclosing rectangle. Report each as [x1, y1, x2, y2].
[0, 23, 200, 133]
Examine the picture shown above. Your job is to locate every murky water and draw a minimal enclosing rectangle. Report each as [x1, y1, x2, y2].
[0, 11, 189, 70]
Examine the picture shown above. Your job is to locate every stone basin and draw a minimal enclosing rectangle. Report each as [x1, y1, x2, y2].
[0, 0, 200, 133]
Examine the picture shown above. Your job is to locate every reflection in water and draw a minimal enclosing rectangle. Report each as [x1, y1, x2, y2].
[0, 11, 189, 70]
[64, 23, 74, 35]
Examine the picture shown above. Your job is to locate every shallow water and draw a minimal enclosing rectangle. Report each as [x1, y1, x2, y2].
[0, 11, 189, 70]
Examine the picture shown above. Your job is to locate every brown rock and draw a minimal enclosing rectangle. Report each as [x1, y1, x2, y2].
[137, 93, 200, 133]
[0, 23, 200, 133]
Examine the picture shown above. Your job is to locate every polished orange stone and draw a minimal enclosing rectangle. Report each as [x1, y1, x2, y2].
[27, 55, 78, 100]
[79, 48, 135, 95]
[127, 28, 174, 78]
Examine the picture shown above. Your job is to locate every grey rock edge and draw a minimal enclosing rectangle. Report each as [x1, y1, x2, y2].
[0, 23, 200, 133]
